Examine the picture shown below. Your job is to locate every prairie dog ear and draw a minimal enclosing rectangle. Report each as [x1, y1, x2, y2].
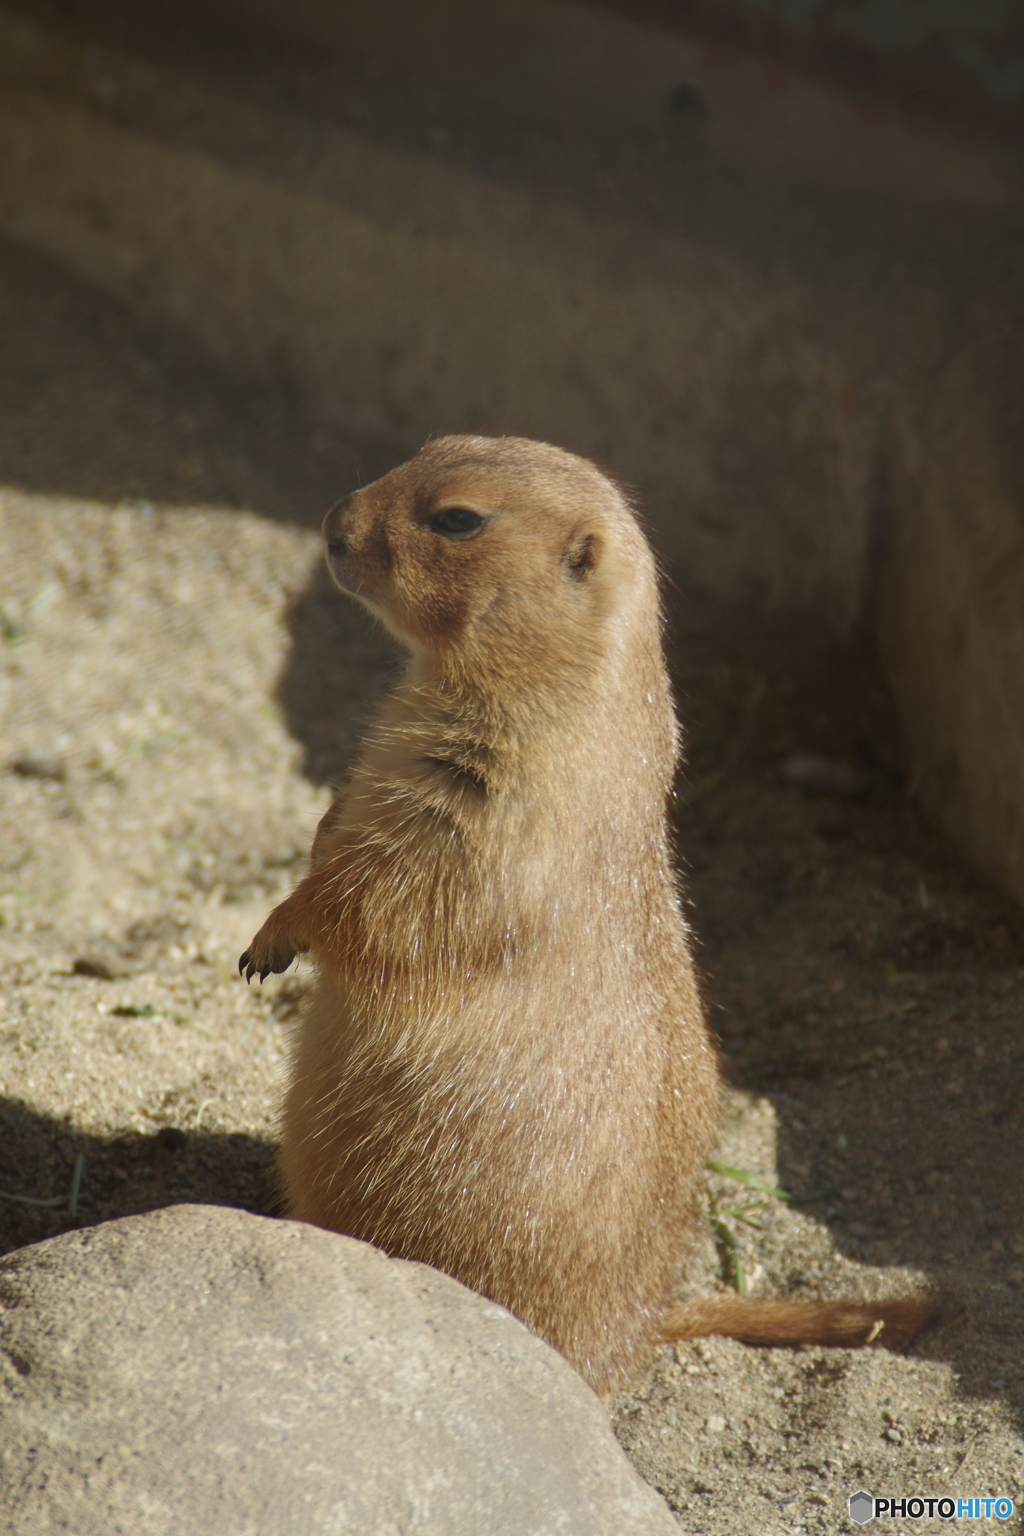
[561, 529, 601, 582]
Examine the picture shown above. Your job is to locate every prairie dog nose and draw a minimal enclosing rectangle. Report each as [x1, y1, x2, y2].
[322, 498, 353, 570]
[322, 495, 353, 540]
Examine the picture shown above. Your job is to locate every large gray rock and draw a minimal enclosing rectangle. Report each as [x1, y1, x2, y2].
[0, 1204, 677, 1535]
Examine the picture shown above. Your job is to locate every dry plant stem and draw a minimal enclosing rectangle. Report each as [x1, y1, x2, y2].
[0, 1154, 85, 1218]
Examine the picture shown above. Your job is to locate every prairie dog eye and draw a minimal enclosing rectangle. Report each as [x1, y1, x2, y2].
[427, 507, 487, 540]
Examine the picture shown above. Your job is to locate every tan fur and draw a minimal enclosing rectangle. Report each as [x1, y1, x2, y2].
[241, 435, 934, 1398]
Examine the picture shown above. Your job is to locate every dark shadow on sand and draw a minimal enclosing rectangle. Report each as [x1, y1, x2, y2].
[0, 1093, 280, 1256]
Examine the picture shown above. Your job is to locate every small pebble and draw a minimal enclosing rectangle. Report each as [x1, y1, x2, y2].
[73, 957, 116, 980]
[11, 753, 67, 782]
[155, 1127, 188, 1152]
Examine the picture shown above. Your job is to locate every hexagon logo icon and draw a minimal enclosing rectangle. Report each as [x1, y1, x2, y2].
[848, 1490, 875, 1524]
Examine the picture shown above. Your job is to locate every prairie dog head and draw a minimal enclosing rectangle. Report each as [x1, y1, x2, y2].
[322, 436, 659, 696]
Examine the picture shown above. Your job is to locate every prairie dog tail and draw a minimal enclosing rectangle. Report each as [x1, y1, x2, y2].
[660, 1295, 937, 1350]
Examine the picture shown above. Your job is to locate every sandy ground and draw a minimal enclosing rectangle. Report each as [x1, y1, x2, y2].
[1, 229, 1022, 1534]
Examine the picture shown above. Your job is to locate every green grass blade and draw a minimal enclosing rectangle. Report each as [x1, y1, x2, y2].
[707, 1160, 790, 1201]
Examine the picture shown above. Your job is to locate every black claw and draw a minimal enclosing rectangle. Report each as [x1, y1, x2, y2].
[238, 945, 297, 984]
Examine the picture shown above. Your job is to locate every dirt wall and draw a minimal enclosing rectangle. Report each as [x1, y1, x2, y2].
[0, 0, 1021, 901]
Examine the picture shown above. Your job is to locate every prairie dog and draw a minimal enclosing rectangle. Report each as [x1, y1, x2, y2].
[241, 435, 933, 1398]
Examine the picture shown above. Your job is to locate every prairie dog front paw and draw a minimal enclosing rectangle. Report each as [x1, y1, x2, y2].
[238, 899, 310, 982]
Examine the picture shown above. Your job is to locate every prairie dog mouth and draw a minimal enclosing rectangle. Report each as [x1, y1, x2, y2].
[325, 539, 357, 594]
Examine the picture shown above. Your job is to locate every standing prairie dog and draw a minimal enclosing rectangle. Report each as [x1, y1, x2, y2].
[241, 435, 933, 1398]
